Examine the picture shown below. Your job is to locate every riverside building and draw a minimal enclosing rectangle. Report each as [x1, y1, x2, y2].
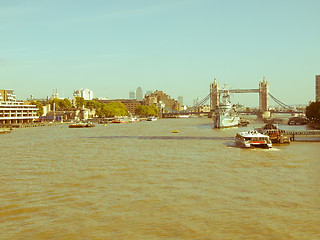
[0, 89, 39, 125]
[143, 90, 181, 111]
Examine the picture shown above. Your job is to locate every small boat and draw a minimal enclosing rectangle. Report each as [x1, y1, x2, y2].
[129, 117, 140, 123]
[172, 130, 179, 133]
[146, 116, 157, 121]
[0, 129, 11, 134]
[112, 118, 129, 123]
[255, 124, 290, 144]
[261, 129, 290, 144]
[69, 123, 86, 128]
[85, 122, 95, 127]
[235, 130, 272, 148]
[69, 122, 95, 128]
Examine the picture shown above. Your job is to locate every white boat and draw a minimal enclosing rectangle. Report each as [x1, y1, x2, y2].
[214, 91, 240, 128]
[146, 116, 157, 121]
[129, 117, 140, 123]
[235, 131, 272, 148]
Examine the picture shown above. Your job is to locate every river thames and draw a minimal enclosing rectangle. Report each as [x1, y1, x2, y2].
[0, 118, 319, 239]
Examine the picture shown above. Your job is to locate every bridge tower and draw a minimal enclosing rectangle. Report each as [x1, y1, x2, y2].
[209, 78, 220, 116]
[259, 77, 270, 118]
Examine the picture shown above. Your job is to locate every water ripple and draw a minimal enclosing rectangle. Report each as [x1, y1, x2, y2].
[88, 135, 234, 141]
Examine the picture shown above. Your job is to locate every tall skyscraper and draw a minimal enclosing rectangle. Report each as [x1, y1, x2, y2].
[316, 75, 320, 102]
[136, 87, 143, 101]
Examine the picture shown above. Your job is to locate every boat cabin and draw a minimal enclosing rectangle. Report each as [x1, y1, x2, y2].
[235, 131, 272, 148]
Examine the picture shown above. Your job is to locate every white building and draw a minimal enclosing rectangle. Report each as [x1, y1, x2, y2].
[0, 101, 38, 125]
[73, 88, 94, 100]
[0, 89, 38, 125]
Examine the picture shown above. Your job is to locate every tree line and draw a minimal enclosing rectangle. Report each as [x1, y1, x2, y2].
[30, 97, 159, 118]
[134, 105, 159, 117]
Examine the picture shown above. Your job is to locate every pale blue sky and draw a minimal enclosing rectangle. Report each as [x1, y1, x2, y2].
[1, 0, 319, 106]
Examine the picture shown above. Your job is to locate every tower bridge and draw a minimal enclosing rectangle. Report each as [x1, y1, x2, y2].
[161, 77, 297, 118]
[210, 77, 270, 118]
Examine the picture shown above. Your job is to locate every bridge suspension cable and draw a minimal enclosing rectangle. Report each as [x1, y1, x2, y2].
[162, 94, 210, 113]
[189, 94, 210, 110]
[268, 93, 293, 110]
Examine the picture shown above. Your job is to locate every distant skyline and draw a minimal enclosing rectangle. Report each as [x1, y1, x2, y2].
[1, 0, 319, 106]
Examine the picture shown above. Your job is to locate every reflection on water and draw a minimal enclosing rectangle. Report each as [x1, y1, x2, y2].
[0, 118, 319, 240]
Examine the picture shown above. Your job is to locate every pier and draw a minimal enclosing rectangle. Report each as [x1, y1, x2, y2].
[283, 130, 320, 141]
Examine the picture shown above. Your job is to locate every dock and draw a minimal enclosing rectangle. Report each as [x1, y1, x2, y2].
[283, 130, 320, 141]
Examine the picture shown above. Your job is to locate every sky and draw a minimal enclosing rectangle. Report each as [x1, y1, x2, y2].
[0, 0, 319, 107]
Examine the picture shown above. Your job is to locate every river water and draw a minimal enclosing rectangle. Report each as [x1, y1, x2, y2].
[1, 118, 319, 240]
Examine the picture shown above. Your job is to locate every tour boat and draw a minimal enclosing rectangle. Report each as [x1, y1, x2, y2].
[214, 91, 240, 128]
[146, 116, 157, 121]
[235, 130, 272, 148]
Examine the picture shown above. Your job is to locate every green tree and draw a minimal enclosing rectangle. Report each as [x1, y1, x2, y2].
[95, 109, 105, 118]
[94, 101, 128, 117]
[149, 105, 159, 116]
[100, 101, 127, 117]
[135, 105, 147, 116]
[306, 101, 320, 122]
[30, 101, 44, 116]
[58, 98, 72, 110]
[49, 98, 60, 111]
[48, 98, 73, 111]
[75, 96, 86, 109]
[63, 98, 73, 109]
[135, 105, 159, 117]
[86, 100, 100, 110]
